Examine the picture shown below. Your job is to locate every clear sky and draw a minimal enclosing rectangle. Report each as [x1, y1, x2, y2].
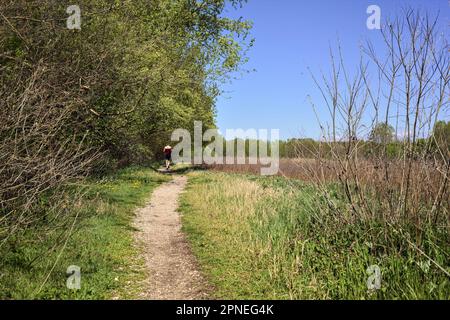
[216, 0, 449, 140]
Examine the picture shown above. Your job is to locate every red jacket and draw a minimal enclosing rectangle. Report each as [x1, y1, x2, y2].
[163, 147, 172, 155]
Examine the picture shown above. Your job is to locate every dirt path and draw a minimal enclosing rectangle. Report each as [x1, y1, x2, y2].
[134, 175, 210, 300]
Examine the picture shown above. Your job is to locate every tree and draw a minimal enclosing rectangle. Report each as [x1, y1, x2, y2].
[369, 123, 395, 144]
[431, 121, 450, 156]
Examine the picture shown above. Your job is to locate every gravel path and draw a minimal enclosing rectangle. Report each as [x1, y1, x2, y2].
[134, 175, 211, 300]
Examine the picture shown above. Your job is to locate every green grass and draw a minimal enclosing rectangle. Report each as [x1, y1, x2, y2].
[0, 167, 170, 299]
[180, 171, 449, 300]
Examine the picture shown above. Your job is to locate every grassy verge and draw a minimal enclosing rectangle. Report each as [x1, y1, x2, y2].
[0, 167, 170, 299]
[180, 171, 449, 299]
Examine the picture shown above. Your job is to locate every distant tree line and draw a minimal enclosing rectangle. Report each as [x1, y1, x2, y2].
[279, 121, 449, 159]
[222, 120, 449, 160]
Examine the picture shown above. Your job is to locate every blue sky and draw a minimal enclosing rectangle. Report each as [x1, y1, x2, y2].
[216, 0, 449, 140]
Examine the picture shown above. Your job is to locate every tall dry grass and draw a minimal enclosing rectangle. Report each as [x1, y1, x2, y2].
[181, 171, 449, 299]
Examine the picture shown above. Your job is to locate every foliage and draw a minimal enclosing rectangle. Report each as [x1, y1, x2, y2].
[369, 123, 395, 144]
[431, 121, 450, 155]
[0, 0, 252, 245]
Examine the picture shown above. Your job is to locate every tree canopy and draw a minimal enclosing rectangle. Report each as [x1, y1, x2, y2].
[369, 123, 395, 144]
[0, 0, 252, 230]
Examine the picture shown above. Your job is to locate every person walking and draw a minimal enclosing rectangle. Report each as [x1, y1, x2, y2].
[163, 145, 172, 170]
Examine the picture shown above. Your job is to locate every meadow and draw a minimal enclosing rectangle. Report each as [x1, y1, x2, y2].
[180, 169, 449, 299]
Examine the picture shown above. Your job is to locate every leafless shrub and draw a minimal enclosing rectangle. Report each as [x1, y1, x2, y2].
[307, 9, 449, 233]
[0, 1, 101, 245]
